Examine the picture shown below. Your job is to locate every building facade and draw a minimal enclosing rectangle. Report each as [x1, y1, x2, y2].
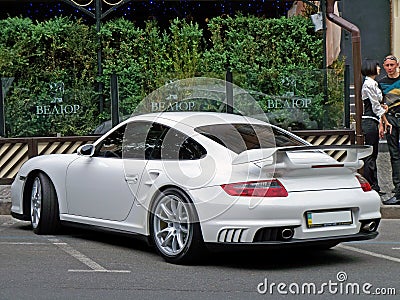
[340, 0, 391, 68]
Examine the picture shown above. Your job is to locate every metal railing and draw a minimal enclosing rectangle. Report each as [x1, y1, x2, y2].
[0, 130, 355, 184]
[0, 136, 98, 184]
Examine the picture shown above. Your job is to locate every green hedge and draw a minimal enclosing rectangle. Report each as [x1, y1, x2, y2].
[0, 15, 343, 137]
[0, 17, 98, 136]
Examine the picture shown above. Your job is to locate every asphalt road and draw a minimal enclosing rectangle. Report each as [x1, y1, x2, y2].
[0, 215, 399, 300]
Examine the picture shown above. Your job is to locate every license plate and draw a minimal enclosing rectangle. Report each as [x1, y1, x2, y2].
[306, 210, 352, 228]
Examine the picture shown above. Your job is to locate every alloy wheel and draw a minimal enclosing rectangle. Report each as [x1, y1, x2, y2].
[30, 177, 42, 229]
[153, 194, 190, 256]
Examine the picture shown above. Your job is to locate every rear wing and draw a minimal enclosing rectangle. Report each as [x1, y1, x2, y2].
[232, 145, 372, 171]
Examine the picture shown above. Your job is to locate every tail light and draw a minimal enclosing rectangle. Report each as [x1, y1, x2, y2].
[356, 174, 372, 192]
[221, 179, 288, 197]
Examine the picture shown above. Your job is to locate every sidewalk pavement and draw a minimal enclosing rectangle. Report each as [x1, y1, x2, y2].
[1, 147, 399, 218]
[0, 185, 11, 215]
[376, 148, 400, 218]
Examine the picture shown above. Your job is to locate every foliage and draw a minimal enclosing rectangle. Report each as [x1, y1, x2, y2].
[0, 16, 98, 136]
[100, 18, 205, 117]
[0, 14, 345, 136]
[202, 14, 344, 129]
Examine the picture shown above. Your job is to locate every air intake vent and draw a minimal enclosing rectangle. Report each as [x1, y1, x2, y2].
[218, 228, 247, 243]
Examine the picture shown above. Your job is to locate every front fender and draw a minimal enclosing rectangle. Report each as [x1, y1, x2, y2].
[14, 154, 79, 215]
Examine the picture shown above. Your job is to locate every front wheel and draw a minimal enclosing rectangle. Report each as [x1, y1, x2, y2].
[150, 188, 204, 264]
[30, 173, 60, 234]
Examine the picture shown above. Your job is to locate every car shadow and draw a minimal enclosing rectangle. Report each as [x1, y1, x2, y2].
[15, 222, 358, 269]
[60, 225, 355, 269]
[200, 247, 353, 270]
[58, 224, 156, 252]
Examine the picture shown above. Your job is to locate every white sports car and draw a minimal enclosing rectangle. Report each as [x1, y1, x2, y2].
[11, 112, 381, 264]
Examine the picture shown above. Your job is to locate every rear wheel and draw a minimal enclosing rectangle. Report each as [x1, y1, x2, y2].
[150, 188, 204, 264]
[30, 173, 60, 234]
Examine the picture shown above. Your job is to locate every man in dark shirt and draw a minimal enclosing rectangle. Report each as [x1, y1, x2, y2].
[378, 55, 400, 205]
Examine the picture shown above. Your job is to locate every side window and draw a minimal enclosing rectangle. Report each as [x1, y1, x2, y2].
[95, 121, 207, 160]
[95, 125, 126, 158]
[123, 121, 157, 159]
[179, 136, 207, 160]
[150, 126, 206, 160]
[143, 123, 168, 159]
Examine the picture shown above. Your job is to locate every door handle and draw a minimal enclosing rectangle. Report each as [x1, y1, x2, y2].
[126, 175, 139, 183]
[145, 170, 160, 185]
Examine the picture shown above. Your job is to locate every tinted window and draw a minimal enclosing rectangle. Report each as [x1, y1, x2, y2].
[123, 122, 161, 159]
[195, 123, 304, 154]
[150, 126, 206, 160]
[120, 121, 206, 160]
[179, 136, 207, 160]
[95, 125, 126, 158]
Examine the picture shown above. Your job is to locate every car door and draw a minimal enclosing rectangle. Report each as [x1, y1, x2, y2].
[65, 122, 155, 221]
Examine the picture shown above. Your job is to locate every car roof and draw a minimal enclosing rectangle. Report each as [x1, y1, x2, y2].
[125, 112, 269, 128]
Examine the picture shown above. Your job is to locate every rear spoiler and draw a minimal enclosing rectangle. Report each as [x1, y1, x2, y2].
[232, 145, 372, 171]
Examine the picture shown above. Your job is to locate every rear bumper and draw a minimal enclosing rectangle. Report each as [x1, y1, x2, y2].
[190, 186, 381, 243]
[205, 231, 378, 252]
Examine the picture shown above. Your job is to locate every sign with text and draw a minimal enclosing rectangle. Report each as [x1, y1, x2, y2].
[151, 100, 196, 112]
[36, 104, 81, 115]
[265, 97, 312, 109]
[35, 82, 81, 116]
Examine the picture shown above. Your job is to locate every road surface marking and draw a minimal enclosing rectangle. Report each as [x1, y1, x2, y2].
[0, 242, 48, 245]
[339, 244, 400, 263]
[68, 269, 132, 273]
[47, 237, 130, 273]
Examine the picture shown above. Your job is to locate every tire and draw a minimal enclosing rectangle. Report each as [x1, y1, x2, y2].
[150, 188, 204, 264]
[30, 173, 60, 235]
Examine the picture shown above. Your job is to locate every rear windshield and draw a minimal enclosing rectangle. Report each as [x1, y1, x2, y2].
[195, 123, 305, 154]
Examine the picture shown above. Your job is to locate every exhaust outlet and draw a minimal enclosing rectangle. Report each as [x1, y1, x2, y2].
[362, 221, 377, 232]
[281, 228, 294, 240]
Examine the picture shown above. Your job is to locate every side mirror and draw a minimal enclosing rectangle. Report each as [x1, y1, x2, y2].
[77, 144, 95, 156]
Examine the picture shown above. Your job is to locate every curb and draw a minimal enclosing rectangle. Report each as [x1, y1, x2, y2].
[0, 200, 11, 215]
[380, 205, 400, 219]
[0, 185, 12, 215]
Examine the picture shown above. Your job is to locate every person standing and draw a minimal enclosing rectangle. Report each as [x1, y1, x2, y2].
[377, 55, 400, 205]
[361, 59, 388, 196]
